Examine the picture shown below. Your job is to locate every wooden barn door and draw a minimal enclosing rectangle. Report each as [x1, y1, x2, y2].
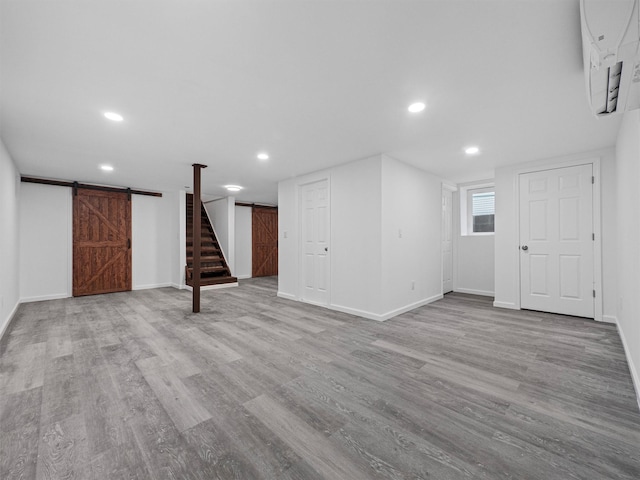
[73, 189, 132, 296]
[252, 206, 278, 277]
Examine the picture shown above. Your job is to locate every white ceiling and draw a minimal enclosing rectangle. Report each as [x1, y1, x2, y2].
[0, 0, 622, 204]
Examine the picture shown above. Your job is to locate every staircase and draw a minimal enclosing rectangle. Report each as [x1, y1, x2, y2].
[186, 194, 237, 287]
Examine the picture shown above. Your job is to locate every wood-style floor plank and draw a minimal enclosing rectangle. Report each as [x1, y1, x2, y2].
[0, 277, 638, 479]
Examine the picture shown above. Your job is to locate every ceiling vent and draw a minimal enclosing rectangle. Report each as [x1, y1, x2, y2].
[580, 0, 640, 117]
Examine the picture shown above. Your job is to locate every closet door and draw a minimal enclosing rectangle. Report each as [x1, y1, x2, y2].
[73, 189, 131, 296]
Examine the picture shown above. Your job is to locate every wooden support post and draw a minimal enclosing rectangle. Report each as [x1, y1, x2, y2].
[192, 163, 207, 313]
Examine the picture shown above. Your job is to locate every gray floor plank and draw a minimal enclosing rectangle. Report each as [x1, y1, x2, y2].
[0, 276, 638, 479]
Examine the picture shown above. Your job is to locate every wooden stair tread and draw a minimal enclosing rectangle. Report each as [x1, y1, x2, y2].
[187, 265, 226, 272]
[186, 194, 235, 284]
[186, 276, 238, 287]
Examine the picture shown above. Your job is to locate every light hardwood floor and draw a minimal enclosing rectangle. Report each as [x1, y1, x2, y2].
[1, 277, 639, 479]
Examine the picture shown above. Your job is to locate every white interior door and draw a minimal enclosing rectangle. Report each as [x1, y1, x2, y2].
[442, 188, 453, 294]
[300, 179, 330, 305]
[519, 164, 594, 318]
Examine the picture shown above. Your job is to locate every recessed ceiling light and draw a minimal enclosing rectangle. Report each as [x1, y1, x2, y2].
[100, 165, 114, 171]
[225, 185, 243, 192]
[465, 146, 480, 155]
[257, 153, 269, 160]
[104, 112, 124, 122]
[408, 102, 426, 113]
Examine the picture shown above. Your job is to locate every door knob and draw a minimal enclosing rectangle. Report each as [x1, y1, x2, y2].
[521, 245, 528, 251]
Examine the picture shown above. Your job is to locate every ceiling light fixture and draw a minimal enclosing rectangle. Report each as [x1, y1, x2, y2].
[465, 146, 480, 155]
[408, 102, 426, 113]
[104, 112, 124, 122]
[257, 153, 269, 160]
[100, 165, 114, 171]
[225, 185, 243, 192]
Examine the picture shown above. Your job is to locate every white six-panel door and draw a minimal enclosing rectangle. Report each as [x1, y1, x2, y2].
[519, 164, 594, 318]
[300, 179, 330, 305]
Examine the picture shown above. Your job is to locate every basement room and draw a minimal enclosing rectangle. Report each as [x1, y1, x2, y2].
[1, 1, 639, 479]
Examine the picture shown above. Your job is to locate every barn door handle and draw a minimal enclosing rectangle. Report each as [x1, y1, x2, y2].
[127, 238, 131, 249]
[521, 245, 528, 251]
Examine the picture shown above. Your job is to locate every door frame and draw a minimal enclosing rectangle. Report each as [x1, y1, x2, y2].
[514, 157, 602, 321]
[296, 176, 331, 306]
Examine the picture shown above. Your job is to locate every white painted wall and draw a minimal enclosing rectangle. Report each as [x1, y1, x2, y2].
[279, 156, 383, 315]
[19, 183, 72, 301]
[380, 155, 443, 315]
[205, 197, 235, 274]
[456, 235, 495, 296]
[493, 147, 616, 321]
[329, 156, 383, 316]
[452, 188, 495, 296]
[132, 193, 176, 290]
[615, 110, 640, 405]
[235, 205, 252, 279]
[17, 185, 180, 298]
[0, 139, 21, 339]
[279, 154, 443, 320]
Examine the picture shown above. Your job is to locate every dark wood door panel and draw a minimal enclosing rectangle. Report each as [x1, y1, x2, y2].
[73, 189, 131, 296]
[252, 207, 278, 277]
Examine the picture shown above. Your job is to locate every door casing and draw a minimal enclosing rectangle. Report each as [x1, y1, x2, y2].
[513, 158, 602, 321]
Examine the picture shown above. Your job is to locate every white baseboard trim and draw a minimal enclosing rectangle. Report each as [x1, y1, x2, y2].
[330, 294, 444, 322]
[453, 288, 495, 297]
[377, 294, 444, 321]
[277, 291, 297, 301]
[276, 293, 444, 322]
[20, 293, 70, 303]
[133, 283, 172, 291]
[616, 319, 640, 412]
[0, 300, 21, 342]
[182, 282, 239, 291]
[170, 283, 184, 290]
[326, 303, 384, 321]
[601, 315, 617, 324]
[493, 301, 519, 310]
[237, 274, 252, 280]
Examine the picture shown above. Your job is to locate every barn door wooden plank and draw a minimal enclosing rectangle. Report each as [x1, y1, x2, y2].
[73, 189, 131, 296]
[252, 207, 278, 277]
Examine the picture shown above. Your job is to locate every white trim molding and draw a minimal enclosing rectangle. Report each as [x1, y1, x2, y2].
[616, 319, 640, 411]
[0, 301, 21, 343]
[454, 288, 495, 297]
[277, 291, 297, 301]
[493, 301, 519, 310]
[20, 293, 70, 303]
[600, 315, 617, 324]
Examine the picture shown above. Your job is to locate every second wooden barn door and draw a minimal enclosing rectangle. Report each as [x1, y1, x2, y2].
[73, 189, 132, 296]
[252, 206, 278, 277]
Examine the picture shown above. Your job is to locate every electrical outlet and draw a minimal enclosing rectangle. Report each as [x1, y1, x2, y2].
[411, 281, 415, 291]
[398, 229, 403, 238]
[284, 231, 288, 239]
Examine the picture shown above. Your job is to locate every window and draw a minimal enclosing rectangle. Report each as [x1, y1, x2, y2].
[461, 184, 495, 235]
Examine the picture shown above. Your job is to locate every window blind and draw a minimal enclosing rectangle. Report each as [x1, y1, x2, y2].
[472, 192, 495, 216]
